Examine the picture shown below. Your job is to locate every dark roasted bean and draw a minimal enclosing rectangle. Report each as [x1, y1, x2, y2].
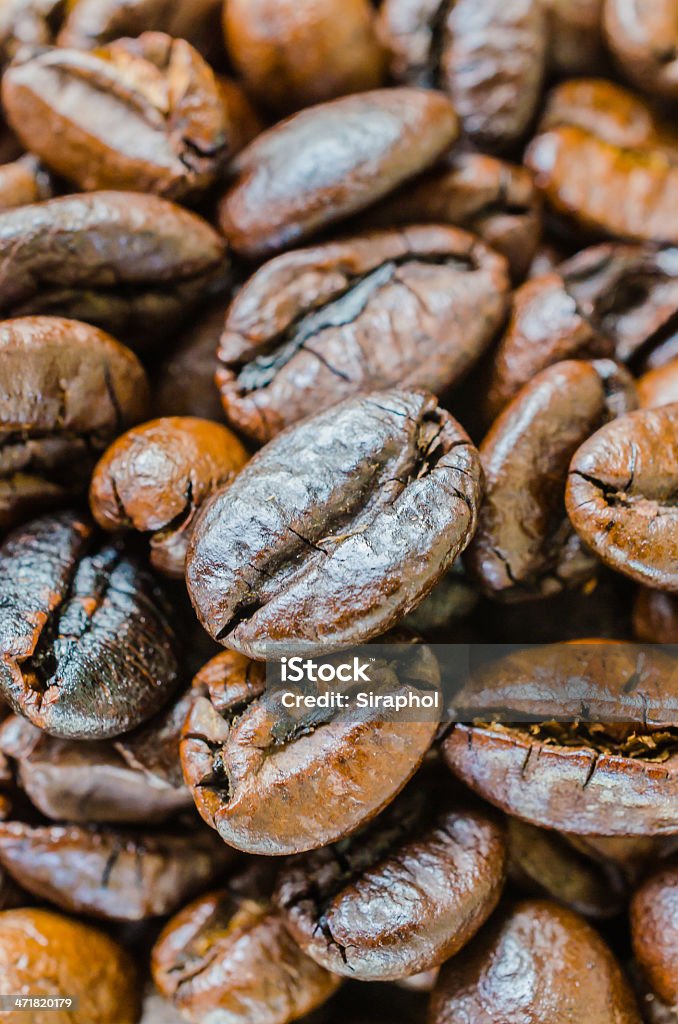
[566, 405, 678, 591]
[218, 88, 458, 259]
[0, 510, 179, 739]
[274, 778, 506, 979]
[3, 33, 230, 199]
[632, 860, 678, 1009]
[604, 0, 678, 102]
[89, 417, 249, 577]
[217, 226, 509, 443]
[186, 390, 482, 656]
[181, 645, 440, 854]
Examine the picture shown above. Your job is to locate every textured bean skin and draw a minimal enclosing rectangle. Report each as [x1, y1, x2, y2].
[3, 33, 229, 199]
[0, 192, 227, 347]
[0, 511, 179, 739]
[90, 417, 249, 577]
[632, 862, 678, 1006]
[360, 152, 542, 282]
[58, 0, 223, 63]
[604, 0, 678, 101]
[467, 359, 637, 599]
[181, 645, 440, 854]
[218, 88, 458, 259]
[186, 390, 483, 657]
[0, 714, 191, 823]
[442, 643, 678, 835]
[0, 908, 140, 1024]
[429, 900, 641, 1024]
[485, 245, 678, 419]
[527, 125, 678, 243]
[152, 878, 341, 1024]
[217, 226, 509, 443]
[0, 820, 235, 920]
[379, 0, 547, 150]
[274, 782, 506, 980]
[566, 405, 678, 591]
[223, 0, 385, 113]
[0, 316, 148, 530]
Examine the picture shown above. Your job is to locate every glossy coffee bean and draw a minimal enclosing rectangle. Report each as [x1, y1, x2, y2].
[468, 359, 637, 599]
[274, 778, 506, 980]
[0, 714, 191, 823]
[0, 819, 235, 921]
[485, 244, 678, 420]
[631, 861, 678, 1007]
[58, 0, 223, 64]
[566, 405, 678, 591]
[0, 191, 227, 347]
[633, 588, 678, 643]
[443, 642, 678, 835]
[187, 390, 482, 656]
[90, 417, 249, 577]
[639, 360, 678, 409]
[0, 316, 148, 530]
[217, 226, 509, 443]
[152, 871, 341, 1024]
[224, 0, 385, 113]
[0, 907, 140, 1024]
[429, 900, 641, 1024]
[360, 152, 542, 282]
[0, 510, 179, 739]
[378, 0, 547, 150]
[181, 644, 440, 854]
[604, 0, 678, 102]
[218, 88, 458, 259]
[3, 33, 229, 200]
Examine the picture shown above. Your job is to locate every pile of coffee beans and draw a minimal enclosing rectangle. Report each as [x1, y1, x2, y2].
[0, 0, 676, 1021]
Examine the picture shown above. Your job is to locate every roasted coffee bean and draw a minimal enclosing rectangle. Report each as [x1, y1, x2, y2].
[3, 33, 229, 200]
[0, 820, 235, 921]
[639, 360, 678, 409]
[218, 88, 458, 260]
[542, 0, 604, 75]
[58, 0, 223, 64]
[152, 873, 341, 1024]
[631, 861, 678, 1008]
[604, 0, 678, 102]
[273, 779, 506, 980]
[216, 227, 509, 443]
[507, 818, 627, 918]
[360, 152, 542, 282]
[633, 588, 678, 644]
[90, 417, 249, 577]
[467, 359, 637, 600]
[0, 714, 191, 823]
[224, 0, 384, 113]
[0, 155, 52, 211]
[378, 0, 547, 151]
[186, 390, 482, 656]
[0, 907, 139, 1023]
[429, 899, 641, 1023]
[566, 405, 678, 591]
[153, 302, 228, 422]
[114, 687, 199, 794]
[526, 124, 678, 244]
[566, 832, 678, 886]
[0, 316, 148, 530]
[403, 560, 478, 636]
[181, 644, 440, 854]
[0, 510, 179, 739]
[443, 642, 678, 835]
[0, 191, 227, 347]
[0, 0, 63, 69]
[485, 244, 678, 419]
[540, 77, 678, 154]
